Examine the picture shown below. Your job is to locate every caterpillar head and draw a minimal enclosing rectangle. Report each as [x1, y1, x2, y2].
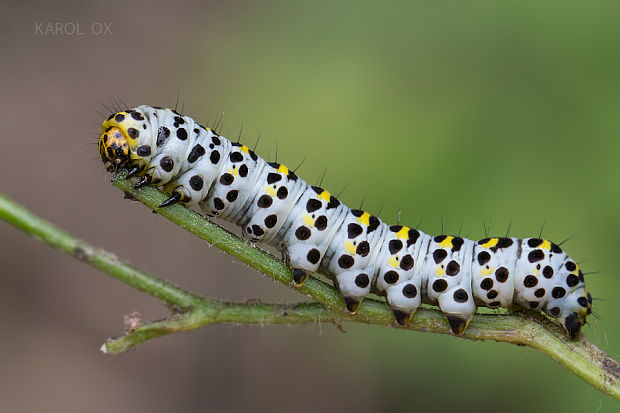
[98, 109, 151, 171]
[558, 288, 592, 338]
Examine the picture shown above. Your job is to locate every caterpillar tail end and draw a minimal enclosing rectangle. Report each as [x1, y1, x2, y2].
[446, 315, 471, 335]
[393, 310, 413, 326]
[292, 269, 309, 287]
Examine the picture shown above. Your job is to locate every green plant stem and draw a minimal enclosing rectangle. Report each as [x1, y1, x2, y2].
[0, 184, 619, 401]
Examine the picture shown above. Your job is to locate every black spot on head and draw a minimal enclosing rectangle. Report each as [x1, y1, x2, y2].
[277, 186, 288, 199]
[264, 214, 277, 229]
[480, 278, 493, 290]
[306, 199, 322, 213]
[486, 290, 498, 299]
[453, 289, 468, 303]
[477, 251, 491, 266]
[230, 152, 244, 162]
[389, 239, 403, 255]
[528, 238, 544, 248]
[356, 241, 370, 257]
[400, 254, 414, 271]
[315, 215, 328, 230]
[295, 226, 311, 240]
[306, 248, 321, 264]
[189, 175, 203, 191]
[128, 127, 139, 139]
[347, 223, 364, 239]
[213, 197, 225, 210]
[187, 144, 205, 163]
[432, 279, 448, 292]
[219, 172, 236, 185]
[523, 275, 538, 288]
[159, 156, 174, 172]
[534, 288, 546, 298]
[367, 216, 380, 233]
[542, 265, 554, 279]
[251, 225, 264, 237]
[497, 237, 514, 248]
[446, 260, 460, 276]
[338, 254, 354, 269]
[495, 267, 509, 283]
[210, 150, 220, 164]
[384, 271, 399, 284]
[114, 113, 125, 122]
[176, 128, 188, 140]
[355, 273, 369, 288]
[551, 287, 566, 299]
[528, 249, 545, 263]
[257, 194, 273, 208]
[226, 190, 238, 202]
[402, 284, 417, 298]
[433, 249, 448, 264]
[267, 173, 282, 184]
[566, 274, 579, 287]
[239, 164, 248, 177]
[565, 261, 577, 272]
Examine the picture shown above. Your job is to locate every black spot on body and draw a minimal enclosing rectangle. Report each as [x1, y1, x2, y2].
[528, 249, 545, 263]
[347, 223, 363, 239]
[295, 226, 311, 240]
[130, 112, 144, 121]
[338, 255, 354, 269]
[577, 297, 588, 307]
[220, 173, 234, 185]
[495, 267, 509, 283]
[390, 225, 403, 232]
[400, 255, 414, 271]
[487, 290, 498, 299]
[534, 288, 546, 298]
[351, 209, 363, 217]
[136, 145, 151, 156]
[552, 287, 566, 299]
[211, 135, 221, 145]
[488, 301, 501, 308]
[355, 273, 369, 288]
[480, 278, 493, 290]
[239, 164, 248, 177]
[446, 260, 460, 276]
[176, 128, 188, 140]
[128, 128, 139, 139]
[529, 301, 539, 309]
[257, 195, 273, 208]
[159, 156, 174, 172]
[264, 214, 277, 228]
[403, 284, 417, 298]
[213, 197, 225, 210]
[566, 274, 579, 287]
[306, 199, 322, 213]
[528, 238, 543, 248]
[566, 261, 577, 272]
[433, 249, 447, 264]
[230, 152, 243, 162]
[327, 196, 340, 209]
[389, 240, 403, 255]
[115, 113, 125, 122]
[432, 279, 447, 292]
[454, 289, 468, 303]
[307, 248, 321, 264]
[226, 190, 238, 202]
[249, 151, 258, 161]
[523, 275, 538, 288]
[434, 235, 447, 243]
[543, 266, 554, 278]
[551, 243, 563, 253]
[315, 215, 328, 230]
[267, 173, 282, 184]
[356, 241, 370, 257]
[549, 307, 561, 316]
[277, 187, 288, 199]
[407, 229, 420, 247]
[384, 271, 398, 284]
[367, 216, 380, 233]
[451, 237, 464, 252]
[210, 150, 220, 164]
[251, 225, 264, 236]
[187, 144, 205, 163]
[189, 175, 203, 191]
[497, 238, 514, 248]
[477, 251, 491, 265]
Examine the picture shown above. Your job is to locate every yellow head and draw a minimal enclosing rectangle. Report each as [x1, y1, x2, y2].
[99, 126, 130, 171]
[98, 110, 149, 171]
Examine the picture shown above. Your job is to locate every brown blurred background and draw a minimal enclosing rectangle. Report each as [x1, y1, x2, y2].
[1, 0, 619, 411]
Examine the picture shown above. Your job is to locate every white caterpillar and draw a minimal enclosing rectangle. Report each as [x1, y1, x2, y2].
[98, 105, 592, 337]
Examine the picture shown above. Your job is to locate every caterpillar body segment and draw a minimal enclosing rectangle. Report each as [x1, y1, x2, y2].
[98, 105, 592, 338]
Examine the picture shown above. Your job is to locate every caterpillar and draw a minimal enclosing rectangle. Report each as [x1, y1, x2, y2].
[98, 104, 592, 338]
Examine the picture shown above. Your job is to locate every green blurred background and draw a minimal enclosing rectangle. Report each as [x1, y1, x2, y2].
[1, 0, 619, 411]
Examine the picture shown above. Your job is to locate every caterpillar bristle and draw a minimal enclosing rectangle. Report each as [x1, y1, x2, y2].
[97, 105, 593, 339]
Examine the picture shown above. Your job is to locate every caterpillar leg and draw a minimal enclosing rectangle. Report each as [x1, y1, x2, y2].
[386, 281, 422, 326]
[334, 268, 373, 313]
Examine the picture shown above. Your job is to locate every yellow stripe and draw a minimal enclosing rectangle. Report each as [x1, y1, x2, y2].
[480, 238, 498, 249]
[240, 145, 249, 154]
[356, 212, 370, 226]
[277, 164, 289, 175]
[438, 236, 454, 249]
[318, 190, 331, 202]
[395, 226, 410, 239]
